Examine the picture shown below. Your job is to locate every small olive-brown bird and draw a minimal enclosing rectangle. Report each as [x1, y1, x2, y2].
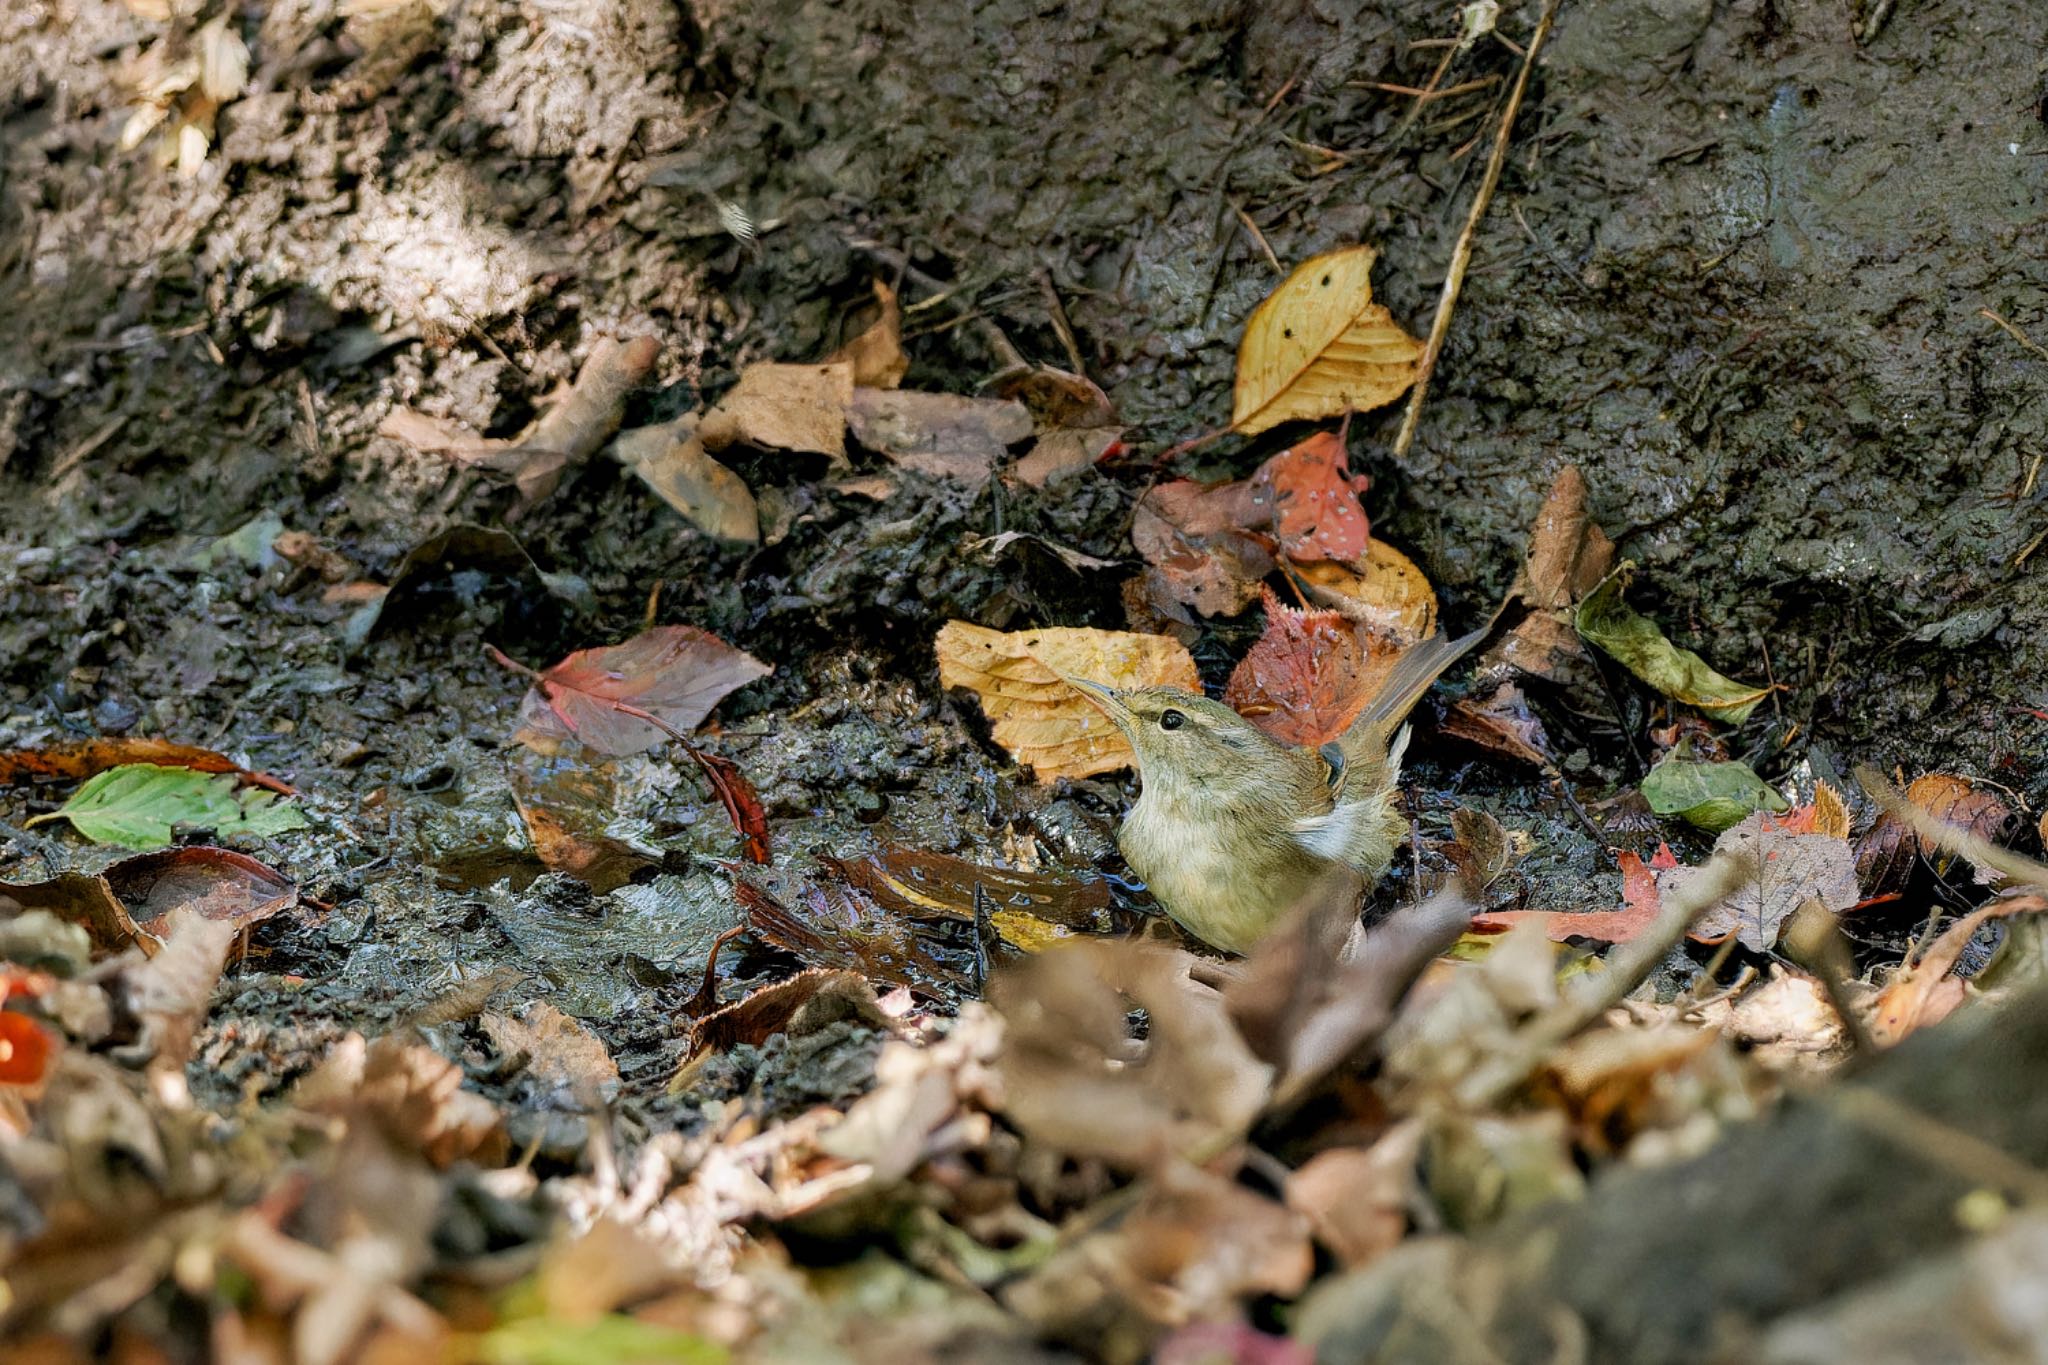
[1065, 627, 1484, 954]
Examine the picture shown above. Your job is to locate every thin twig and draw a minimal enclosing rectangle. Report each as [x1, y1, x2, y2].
[1392, 0, 1562, 460]
[1981, 307, 2048, 363]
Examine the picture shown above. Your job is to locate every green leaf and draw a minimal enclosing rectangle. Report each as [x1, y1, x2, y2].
[1575, 562, 1769, 724]
[1642, 754, 1789, 833]
[24, 764, 307, 850]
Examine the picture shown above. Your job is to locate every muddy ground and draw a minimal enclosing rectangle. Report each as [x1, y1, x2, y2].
[2, 0, 2047, 1356]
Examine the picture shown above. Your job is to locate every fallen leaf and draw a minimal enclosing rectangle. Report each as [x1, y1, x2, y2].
[1224, 586, 1392, 747]
[683, 967, 892, 1061]
[1576, 562, 1769, 724]
[104, 845, 297, 938]
[1641, 752, 1789, 832]
[1251, 431, 1373, 562]
[24, 764, 308, 850]
[684, 747, 771, 865]
[1472, 844, 1677, 944]
[1869, 894, 2048, 1043]
[700, 360, 855, 463]
[1003, 1159, 1313, 1347]
[1284, 1118, 1424, 1269]
[934, 621, 1200, 780]
[846, 388, 1033, 486]
[508, 625, 772, 758]
[826, 280, 910, 389]
[1232, 246, 1422, 436]
[1685, 814, 1860, 951]
[1488, 464, 1615, 685]
[1133, 482, 1275, 619]
[126, 908, 238, 1072]
[0, 738, 293, 795]
[382, 336, 659, 512]
[1443, 678, 1553, 766]
[343, 523, 594, 650]
[612, 416, 760, 544]
[480, 1002, 620, 1097]
[295, 1033, 509, 1168]
[1292, 539, 1438, 642]
[1227, 884, 1477, 1105]
[1013, 427, 1120, 488]
[993, 364, 1118, 429]
[991, 940, 1271, 1166]
[731, 874, 974, 996]
[507, 757, 656, 894]
[1897, 773, 2017, 872]
[828, 843, 1114, 936]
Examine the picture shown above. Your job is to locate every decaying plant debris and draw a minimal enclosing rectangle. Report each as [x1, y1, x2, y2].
[3, 0, 2048, 1361]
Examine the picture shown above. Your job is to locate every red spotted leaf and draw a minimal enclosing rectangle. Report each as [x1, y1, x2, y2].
[506, 625, 771, 757]
[1249, 431, 1372, 562]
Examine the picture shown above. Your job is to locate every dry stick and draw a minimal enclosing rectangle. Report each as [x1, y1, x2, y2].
[1456, 847, 1756, 1110]
[1391, 0, 1563, 461]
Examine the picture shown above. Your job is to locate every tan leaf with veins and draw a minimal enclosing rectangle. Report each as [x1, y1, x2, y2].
[1233, 246, 1423, 436]
[936, 621, 1198, 780]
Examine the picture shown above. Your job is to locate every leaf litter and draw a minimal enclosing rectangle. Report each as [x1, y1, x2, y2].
[5, 44, 2048, 1365]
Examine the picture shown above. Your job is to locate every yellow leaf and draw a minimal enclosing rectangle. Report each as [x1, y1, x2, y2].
[1294, 539, 1438, 644]
[1232, 246, 1424, 436]
[936, 622, 1199, 781]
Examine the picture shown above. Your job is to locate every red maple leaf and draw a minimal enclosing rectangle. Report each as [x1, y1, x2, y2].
[1223, 586, 1373, 747]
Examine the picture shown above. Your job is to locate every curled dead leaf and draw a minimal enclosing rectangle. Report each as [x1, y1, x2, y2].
[1232, 246, 1423, 436]
[826, 280, 910, 389]
[935, 621, 1199, 781]
[1293, 539, 1437, 642]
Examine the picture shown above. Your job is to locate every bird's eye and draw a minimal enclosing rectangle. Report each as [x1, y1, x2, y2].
[1159, 709, 1185, 731]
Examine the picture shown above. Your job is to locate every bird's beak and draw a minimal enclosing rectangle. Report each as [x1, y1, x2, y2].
[1058, 674, 1130, 724]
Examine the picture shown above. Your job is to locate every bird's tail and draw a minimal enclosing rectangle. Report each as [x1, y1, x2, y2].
[1338, 623, 1489, 766]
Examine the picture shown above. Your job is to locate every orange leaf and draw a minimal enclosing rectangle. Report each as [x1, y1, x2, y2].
[0, 738, 294, 795]
[1471, 844, 1677, 944]
[1250, 431, 1372, 563]
[0, 1012, 53, 1085]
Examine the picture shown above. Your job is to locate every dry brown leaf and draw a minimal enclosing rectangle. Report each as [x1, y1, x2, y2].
[847, 389, 1033, 486]
[1868, 894, 2048, 1044]
[612, 416, 760, 544]
[990, 940, 1271, 1167]
[1223, 586, 1397, 748]
[1443, 679, 1553, 767]
[935, 621, 1199, 781]
[1285, 1119, 1424, 1269]
[700, 361, 854, 463]
[826, 280, 910, 389]
[1683, 815, 1860, 951]
[1232, 246, 1424, 436]
[1132, 480, 1275, 619]
[479, 1002, 619, 1097]
[1488, 464, 1615, 686]
[1811, 781, 1851, 840]
[1294, 539, 1438, 642]
[1013, 427, 1119, 488]
[294, 1034, 508, 1168]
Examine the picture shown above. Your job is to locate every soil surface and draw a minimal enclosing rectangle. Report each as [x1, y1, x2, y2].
[2, 0, 2047, 1355]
